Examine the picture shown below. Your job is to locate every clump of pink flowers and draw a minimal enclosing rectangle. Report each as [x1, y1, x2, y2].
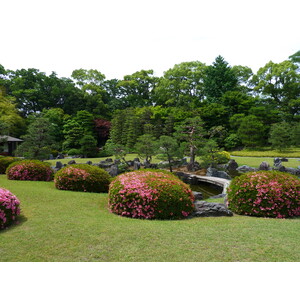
[227, 171, 300, 218]
[108, 170, 195, 220]
[6, 160, 53, 181]
[0, 188, 21, 229]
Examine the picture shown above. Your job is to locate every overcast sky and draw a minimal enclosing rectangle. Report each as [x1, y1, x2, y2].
[1, 0, 299, 80]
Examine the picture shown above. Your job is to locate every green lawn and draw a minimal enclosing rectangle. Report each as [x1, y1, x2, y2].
[1, 175, 299, 262]
[231, 147, 300, 158]
[232, 156, 300, 168]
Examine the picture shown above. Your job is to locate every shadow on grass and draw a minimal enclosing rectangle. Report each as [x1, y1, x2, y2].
[0, 214, 28, 234]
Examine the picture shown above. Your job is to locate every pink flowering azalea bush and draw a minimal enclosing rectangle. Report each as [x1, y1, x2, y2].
[6, 160, 53, 181]
[227, 171, 300, 219]
[54, 164, 111, 193]
[108, 169, 195, 220]
[0, 188, 21, 229]
[0, 157, 21, 174]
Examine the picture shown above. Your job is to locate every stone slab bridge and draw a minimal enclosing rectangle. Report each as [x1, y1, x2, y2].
[176, 172, 231, 195]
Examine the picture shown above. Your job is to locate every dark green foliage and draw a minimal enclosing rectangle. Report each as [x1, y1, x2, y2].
[62, 119, 84, 151]
[203, 55, 238, 102]
[237, 115, 265, 148]
[199, 139, 228, 167]
[2, 54, 300, 152]
[269, 122, 292, 151]
[15, 117, 56, 159]
[134, 134, 157, 163]
[291, 122, 300, 146]
[67, 148, 82, 156]
[224, 133, 242, 150]
[80, 134, 98, 158]
[54, 164, 111, 193]
[0, 157, 21, 174]
[157, 135, 181, 172]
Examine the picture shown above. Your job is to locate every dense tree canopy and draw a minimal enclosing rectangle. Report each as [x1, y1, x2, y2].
[0, 52, 299, 156]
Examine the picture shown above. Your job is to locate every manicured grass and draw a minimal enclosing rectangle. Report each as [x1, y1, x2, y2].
[232, 156, 300, 168]
[0, 175, 299, 262]
[231, 147, 300, 158]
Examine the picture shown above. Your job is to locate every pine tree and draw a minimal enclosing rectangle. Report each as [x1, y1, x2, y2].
[15, 117, 56, 159]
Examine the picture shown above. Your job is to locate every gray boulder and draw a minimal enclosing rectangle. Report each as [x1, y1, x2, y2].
[226, 159, 238, 171]
[278, 165, 286, 172]
[55, 161, 64, 170]
[193, 191, 203, 201]
[259, 161, 270, 171]
[236, 165, 258, 173]
[193, 201, 233, 217]
[108, 165, 119, 177]
[133, 160, 141, 170]
[285, 167, 300, 176]
[206, 167, 218, 177]
[206, 167, 231, 179]
[274, 157, 282, 168]
[68, 160, 76, 164]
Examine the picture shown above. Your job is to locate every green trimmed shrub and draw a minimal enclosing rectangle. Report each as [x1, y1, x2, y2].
[67, 148, 82, 156]
[0, 157, 21, 174]
[108, 169, 195, 220]
[216, 151, 231, 164]
[227, 171, 300, 218]
[6, 160, 54, 181]
[54, 164, 111, 193]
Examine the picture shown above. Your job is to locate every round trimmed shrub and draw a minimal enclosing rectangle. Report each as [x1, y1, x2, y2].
[0, 188, 21, 229]
[0, 157, 21, 174]
[108, 169, 195, 220]
[217, 151, 231, 164]
[227, 171, 300, 219]
[54, 164, 111, 193]
[6, 160, 54, 181]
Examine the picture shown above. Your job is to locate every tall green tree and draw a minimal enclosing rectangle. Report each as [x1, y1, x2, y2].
[71, 69, 109, 118]
[0, 93, 26, 137]
[203, 56, 238, 102]
[42, 108, 67, 148]
[134, 134, 157, 164]
[175, 117, 206, 165]
[154, 61, 206, 107]
[268, 122, 292, 151]
[62, 119, 84, 151]
[237, 115, 265, 148]
[289, 50, 300, 65]
[15, 117, 56, 159]
[252, 60, 300, 116]
[116, 70, 158, 108]
[157, 135, 180, 172]
[80, 134, 98, 158]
